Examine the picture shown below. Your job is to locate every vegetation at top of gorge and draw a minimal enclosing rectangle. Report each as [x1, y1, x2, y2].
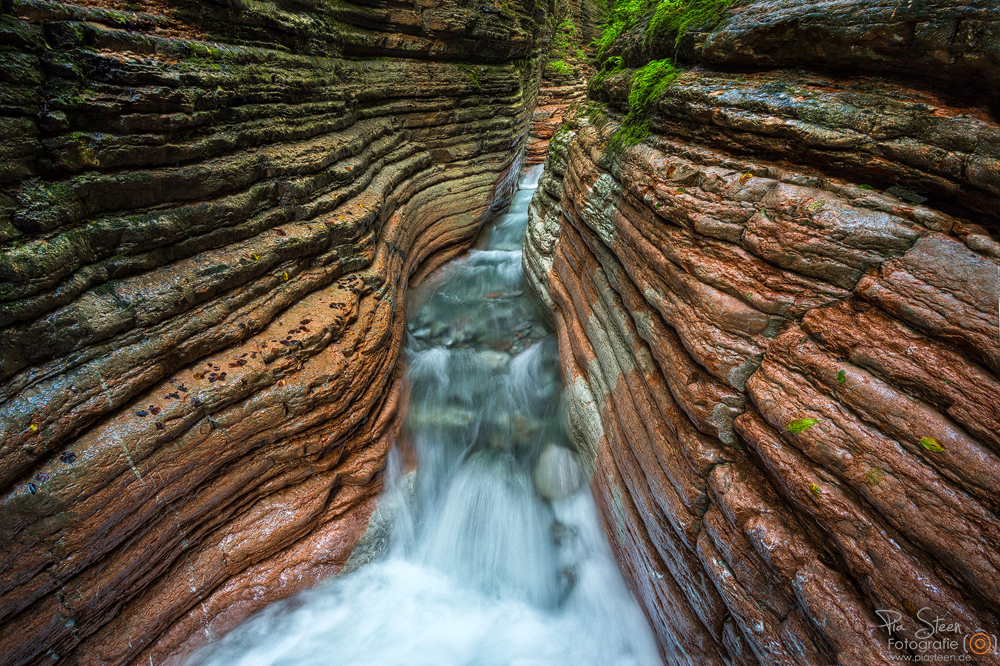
[544, 15, 588, 76]
[595, 0, 734, 58]
[587, 0, 735, 151]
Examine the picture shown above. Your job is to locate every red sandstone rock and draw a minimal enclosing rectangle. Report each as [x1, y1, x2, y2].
[0, 1, 560, 663]
[525, 3, 1000, 661]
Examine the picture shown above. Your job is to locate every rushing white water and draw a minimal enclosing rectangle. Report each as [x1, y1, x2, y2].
[186, 165, 662, 666]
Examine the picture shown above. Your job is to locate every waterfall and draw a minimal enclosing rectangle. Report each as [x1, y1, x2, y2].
[185, 165, 662, 666]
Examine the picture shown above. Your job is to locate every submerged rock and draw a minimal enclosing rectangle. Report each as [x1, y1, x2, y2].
[533, 444, 585, 500]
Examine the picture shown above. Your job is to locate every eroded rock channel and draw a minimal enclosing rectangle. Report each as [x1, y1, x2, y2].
[183, 166, 660, 666]
[4, 0, 1000, 665]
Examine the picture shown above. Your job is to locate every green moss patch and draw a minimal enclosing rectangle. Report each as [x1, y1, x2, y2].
[646, 0, 735, 48]
[607, 58, 681, 154]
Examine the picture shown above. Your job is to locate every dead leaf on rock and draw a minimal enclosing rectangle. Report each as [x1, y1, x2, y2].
[920, 437, 944, 452]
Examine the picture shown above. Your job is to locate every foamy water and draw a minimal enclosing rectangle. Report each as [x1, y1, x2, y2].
[185, 164, 662, 666]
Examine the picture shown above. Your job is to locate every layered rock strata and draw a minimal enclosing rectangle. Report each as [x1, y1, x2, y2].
[525, 56, 589, 165]
[525, 2, 1000, 664]
[524, 0, 595, 166]
[0, 1, 555, 664]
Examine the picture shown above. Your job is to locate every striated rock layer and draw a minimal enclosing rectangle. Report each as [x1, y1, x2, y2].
[523, 0, 595, 166]
[0, 1, 558, 664]
[524, 55, 588, 166]
[525, 1, 1000, 664]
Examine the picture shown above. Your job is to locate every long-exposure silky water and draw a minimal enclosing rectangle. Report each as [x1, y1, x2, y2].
[186, 165, 662, 666]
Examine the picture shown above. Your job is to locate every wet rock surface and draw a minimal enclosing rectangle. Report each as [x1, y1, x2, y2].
[526, 1, 1000, 664]
[0, 1, 560, 664]
[526, 56, 590, 166]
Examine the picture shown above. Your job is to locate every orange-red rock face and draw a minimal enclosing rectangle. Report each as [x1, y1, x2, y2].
[0, 1, 557, 664]
[525, 59, 589, 166]
[525, 3, 1000, 662]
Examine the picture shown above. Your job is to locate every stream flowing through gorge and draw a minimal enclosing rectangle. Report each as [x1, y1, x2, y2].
[186, 165, 661, 666]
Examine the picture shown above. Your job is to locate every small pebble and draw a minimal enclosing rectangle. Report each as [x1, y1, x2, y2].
[60, 451, 77, 464]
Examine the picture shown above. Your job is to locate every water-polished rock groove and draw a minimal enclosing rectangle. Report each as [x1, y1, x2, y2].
[183, 167, 661, 666]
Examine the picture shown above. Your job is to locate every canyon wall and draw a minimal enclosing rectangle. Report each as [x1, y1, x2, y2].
[0, 1, 556, 663]
[524, 55, 588, 165]
[525, 1, 1000, 664]
[524, 0, 596, 165]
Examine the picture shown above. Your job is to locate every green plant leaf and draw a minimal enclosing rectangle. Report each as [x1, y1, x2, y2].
[919, 437, 944, 452]
[787, 418, 821, 433]
[859, 184, 875, 190]
[837, 370, 846, 383]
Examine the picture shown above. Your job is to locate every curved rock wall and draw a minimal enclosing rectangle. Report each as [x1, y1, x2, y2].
[0, 1, 556, 664]
[525, 2, 1000, 664]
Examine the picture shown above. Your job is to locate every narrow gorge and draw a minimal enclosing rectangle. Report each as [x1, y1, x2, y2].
[1, 0, 999, 665]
